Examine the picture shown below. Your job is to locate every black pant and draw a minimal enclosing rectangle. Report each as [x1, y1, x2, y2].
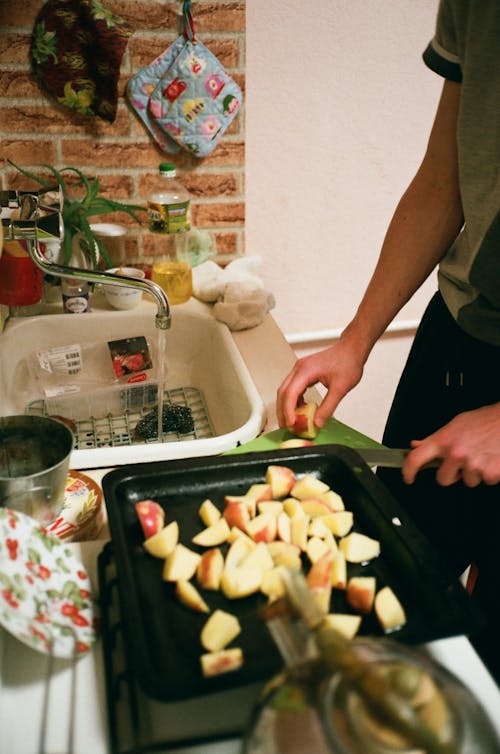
[377, 292, 500, 685]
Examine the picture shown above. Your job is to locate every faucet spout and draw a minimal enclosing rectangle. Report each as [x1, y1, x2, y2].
[28, 238, 172, 330]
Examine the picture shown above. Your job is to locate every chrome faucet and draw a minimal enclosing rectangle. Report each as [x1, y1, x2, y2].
[2, 189, 171, 330]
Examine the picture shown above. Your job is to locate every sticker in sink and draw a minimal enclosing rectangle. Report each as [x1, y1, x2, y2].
[0, 508, 98, 658]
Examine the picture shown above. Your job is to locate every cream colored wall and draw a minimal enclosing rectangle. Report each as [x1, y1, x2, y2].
[246, 0, 442, 442]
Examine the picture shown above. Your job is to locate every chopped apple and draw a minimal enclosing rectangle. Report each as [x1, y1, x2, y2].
[339, 532, 380, 563]
[290, 514, 310, 551]
[200, 648, 243, 678]
[245, 483, 273, 502]
[246, 511, 277, 543]
[318, 490, 345, 512]
[220, 565, 263, 599]
[306, 535, 331, 564]
[283, 498, 306, 518]
[227, 526, 256, 546]
[163, 544, 201, 582]
[201, 609, 241, 652]
[257, 501, 284, 517]
[322, 511, 354, 537]
[225, 536, 255, 570]
[374, 586, 407, 631]
[267, 540, 301, 560]
[308, 517, 330, 538]
[291, 475, 329, 499]
[192, 517, 230, 547]
[143, 520, 179, 558]
[321, 613, 362, 640]
[265, 465, 296, 498]
[331, 551, 347, 589]
[306, 548, 334, 592]
[261, 566, 286, 601]
[241, 541, 274, 574]
[300, 498, 334, 518]
[135, 500, 165, 539]
[279, 438, 315, 449]
[224, 494, 257, 518]
[198, 498, 221, 527]
[288, 402, 318, 439]
[268, 544, 302, 570]
[276, 511, 291, 543]
[175, 579, 210, 613]
[196, 547, 224, 590]
[223, 501, 250, 532]
[346, 576, 376, 613]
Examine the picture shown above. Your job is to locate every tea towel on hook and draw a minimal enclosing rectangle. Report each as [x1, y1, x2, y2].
[147, 0, 243, 158]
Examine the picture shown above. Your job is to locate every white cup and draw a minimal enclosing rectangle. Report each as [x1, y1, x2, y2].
[103, 267, 145, 310]
[90, 223, 127, 267]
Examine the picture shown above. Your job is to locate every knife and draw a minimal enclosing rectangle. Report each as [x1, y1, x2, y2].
[352, 447, 440, 469]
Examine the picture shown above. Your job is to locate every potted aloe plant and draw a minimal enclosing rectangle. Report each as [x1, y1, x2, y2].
[8, 160, 145, 269]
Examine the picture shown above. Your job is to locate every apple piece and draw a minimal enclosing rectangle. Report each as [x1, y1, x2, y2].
[198, 498, 221, 527]
[224, 494, 257, 518]
[276, 511, 291, 543]
[175, 579, 210, 613]
[331, 551, 347, 589]
[257, 501, 284, 517]
[374, 586, 407, 631]
[200, 648, 243, 678]
[225, 536, 255, 570]
[306, 548, 334, 592]
[266, 541, 301, 560]
[322, 511, 354, 537]
[220, 565, 263, 599]
[201, 609, 241, 652]
[288, 402, 318, 439]
[318, 490, 345, 512]
[196, 547, 225, 590]
[223, 501, 250, 532]
[135, 500, 165, 539]
[143, 520, 179, 558]
[340, 532, 380, 563]
[192, 517, 231, 547]
[306, 535, 331, 564]
[300, 498, 334, 518]
[283, 498, 306, 518]
[265, 465, 296, 498]
[227, 526, 256, 546]
[163, 544, 201, 582]
[279, 438, 315, 449]
[246, 511, 277, 543]
[321, 613, 362, 640]
[291, 475, 329, 500]
[346, 576, 376, 613]
[261, 566, 286, 601]
[290, 514, 310, 551]
[245, 483, 273, 503]
[308, 517, 330, 538]
[240, 541, 274, 575]
[312, 587, 333, 615]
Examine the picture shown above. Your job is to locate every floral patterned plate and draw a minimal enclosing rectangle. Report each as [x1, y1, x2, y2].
[0, 508, 98, 658]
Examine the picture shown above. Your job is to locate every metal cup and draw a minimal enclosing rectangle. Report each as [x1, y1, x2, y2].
[0, 415, 74, 525]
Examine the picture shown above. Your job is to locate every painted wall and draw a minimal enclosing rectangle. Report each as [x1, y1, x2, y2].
[246, 0, 442, 441]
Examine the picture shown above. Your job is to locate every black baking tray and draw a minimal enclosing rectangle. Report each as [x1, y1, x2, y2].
[101, 444, 482, 702]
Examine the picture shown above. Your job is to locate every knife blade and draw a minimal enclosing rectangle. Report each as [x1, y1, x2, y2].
[352, 447, 440, 469]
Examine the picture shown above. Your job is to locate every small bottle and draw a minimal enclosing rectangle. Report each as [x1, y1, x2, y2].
[61, 278, 90, 313]
[147, 163, 191, 235]
[148, 163, 193, 305]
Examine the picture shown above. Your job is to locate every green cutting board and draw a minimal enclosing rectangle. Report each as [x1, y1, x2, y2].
[226, 417, 382, 455]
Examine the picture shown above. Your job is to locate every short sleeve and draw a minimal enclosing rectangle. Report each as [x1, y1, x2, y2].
[422, 0, 463, 83]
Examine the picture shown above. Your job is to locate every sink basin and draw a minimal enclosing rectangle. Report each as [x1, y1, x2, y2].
[0, 296, 266, 469]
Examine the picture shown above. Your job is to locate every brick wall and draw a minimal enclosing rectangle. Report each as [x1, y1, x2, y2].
[0, 0, 245, 267]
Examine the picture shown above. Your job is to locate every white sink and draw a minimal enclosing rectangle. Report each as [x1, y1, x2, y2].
[0, 296, 266, 469]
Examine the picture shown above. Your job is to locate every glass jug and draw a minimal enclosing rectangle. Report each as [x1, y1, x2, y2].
[241, 571, 500, 754]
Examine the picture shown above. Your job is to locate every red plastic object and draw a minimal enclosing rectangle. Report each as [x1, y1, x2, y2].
[0, 248, 43, 306]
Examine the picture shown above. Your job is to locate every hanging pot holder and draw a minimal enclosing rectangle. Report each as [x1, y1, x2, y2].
[147, 1, 242, 158]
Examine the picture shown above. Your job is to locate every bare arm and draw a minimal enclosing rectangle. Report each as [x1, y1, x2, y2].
[277, 79, 464, 429]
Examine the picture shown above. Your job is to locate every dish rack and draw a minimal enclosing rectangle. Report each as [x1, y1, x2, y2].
[25, 385, 215, 451]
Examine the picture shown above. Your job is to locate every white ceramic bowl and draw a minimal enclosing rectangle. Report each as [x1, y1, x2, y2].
[103, 267, 146, 310]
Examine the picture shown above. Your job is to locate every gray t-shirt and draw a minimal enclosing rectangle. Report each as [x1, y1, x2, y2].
[423, 0, 500, 344]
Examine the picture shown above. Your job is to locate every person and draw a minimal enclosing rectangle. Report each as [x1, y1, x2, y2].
[276, 0, 500, 684]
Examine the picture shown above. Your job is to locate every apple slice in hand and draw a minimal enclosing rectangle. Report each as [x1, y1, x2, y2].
[288, 402, 319, 439]
[143, 520, 179, 558]
[135, 500, 165, 539]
